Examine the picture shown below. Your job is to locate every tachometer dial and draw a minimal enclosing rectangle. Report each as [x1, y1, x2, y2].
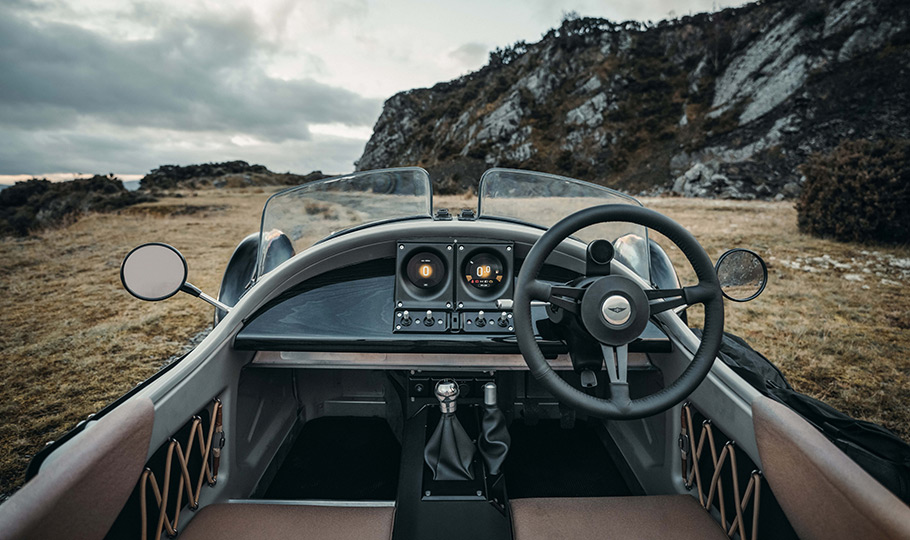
[406, 251, 445, 289]
[464, 253, 504, 290]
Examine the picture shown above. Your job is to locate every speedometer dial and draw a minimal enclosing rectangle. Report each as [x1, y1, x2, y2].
[406, 251, 445, 289]
[464, 253, 504, 290]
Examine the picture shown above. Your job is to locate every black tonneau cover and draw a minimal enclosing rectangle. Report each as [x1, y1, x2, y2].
[699, 330, 910, 504]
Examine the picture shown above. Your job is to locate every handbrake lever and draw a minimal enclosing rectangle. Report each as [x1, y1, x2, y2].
[478, 382, 511, 476]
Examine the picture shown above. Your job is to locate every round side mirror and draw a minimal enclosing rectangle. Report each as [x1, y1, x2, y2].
[715, 248, 768, 302]
[120, 243, 188, 301]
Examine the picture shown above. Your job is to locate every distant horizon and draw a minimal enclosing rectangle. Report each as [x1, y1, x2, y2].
[0, 173, 144, 185]
[0, 162, 347, 185]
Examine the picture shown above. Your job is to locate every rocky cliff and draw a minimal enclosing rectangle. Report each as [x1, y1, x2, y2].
[356, 0, 910, 198]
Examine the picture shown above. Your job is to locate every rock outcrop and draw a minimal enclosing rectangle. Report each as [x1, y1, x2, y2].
[0, 162, 333, 236]
[139, 161, 329, 191]
[357, 0, 910, 198]
[0, 175, 155, 236]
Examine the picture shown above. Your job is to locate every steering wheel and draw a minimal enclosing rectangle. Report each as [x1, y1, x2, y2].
[513, 204, 724, 420]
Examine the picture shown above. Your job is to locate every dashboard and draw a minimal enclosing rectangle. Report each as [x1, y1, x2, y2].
[234, 228, 671, 360]
[234, 238, 561, 355]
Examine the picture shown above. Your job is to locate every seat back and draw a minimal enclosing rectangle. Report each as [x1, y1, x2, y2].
[0, 397, 154, 540]
[752, 396, 910, 540]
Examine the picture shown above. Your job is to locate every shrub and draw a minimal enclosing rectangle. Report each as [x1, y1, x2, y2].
[0, 176, 154, 236]
[797, 139, 910, 244]
[555, 150, 574, 173]
[800, 7, 827, 28]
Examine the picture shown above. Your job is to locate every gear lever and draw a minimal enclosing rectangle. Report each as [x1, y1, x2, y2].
[478, 382, 510, 476]
[424, 379, 476, 481]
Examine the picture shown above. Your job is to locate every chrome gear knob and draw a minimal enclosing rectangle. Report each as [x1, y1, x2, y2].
[435, 379, 459, 413]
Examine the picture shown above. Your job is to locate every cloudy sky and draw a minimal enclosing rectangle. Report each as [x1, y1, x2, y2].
[0, 0, 743, 182]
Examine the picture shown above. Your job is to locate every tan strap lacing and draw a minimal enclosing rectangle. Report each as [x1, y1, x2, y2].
[681, 402, 762, 540]
[139, 399, 223, 540]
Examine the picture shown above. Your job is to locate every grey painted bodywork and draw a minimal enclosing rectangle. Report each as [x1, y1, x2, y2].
[41, 217, 762, 524]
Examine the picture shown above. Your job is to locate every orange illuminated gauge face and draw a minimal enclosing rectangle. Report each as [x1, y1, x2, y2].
[406, 251, 445, 289]
[464, 253, 504, 290]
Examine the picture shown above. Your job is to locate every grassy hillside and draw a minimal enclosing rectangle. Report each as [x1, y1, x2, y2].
[0, 189, 908, 499]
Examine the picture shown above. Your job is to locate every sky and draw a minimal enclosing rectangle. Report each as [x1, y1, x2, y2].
[0, 0, 745, 182]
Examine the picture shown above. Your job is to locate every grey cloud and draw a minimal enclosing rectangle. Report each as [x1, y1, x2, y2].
[448, 42, 489, 68]
[0, 124, 365, 175]
[315, 0, 369, 28]
[0, 4, 382, 144]
[2, 0, 43, 11]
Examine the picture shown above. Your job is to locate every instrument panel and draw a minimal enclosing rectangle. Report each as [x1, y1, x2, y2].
[464, 252, 505, 290]
[406, 251, 446, 290]
[394, 240, 514, 334]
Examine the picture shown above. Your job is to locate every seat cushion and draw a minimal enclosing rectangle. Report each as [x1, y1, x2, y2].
[179, 503, 395, 540]
[511, 495, 728, 540]
[0, 398, 154, 540]
[753, 396, 910, 540]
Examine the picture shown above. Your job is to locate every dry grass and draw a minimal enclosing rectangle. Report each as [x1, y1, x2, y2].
[0, 189, 275, 498]
[640, 198, 910, 442]
[1, 190, 908, 499]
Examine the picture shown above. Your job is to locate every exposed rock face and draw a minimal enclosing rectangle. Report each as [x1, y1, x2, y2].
[357, 0, 910, 198]
[140, 161, 329, 191]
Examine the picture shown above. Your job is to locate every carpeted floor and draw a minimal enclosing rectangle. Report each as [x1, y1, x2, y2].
[503, 419, 631, 498]
[262, 416, 401, 500]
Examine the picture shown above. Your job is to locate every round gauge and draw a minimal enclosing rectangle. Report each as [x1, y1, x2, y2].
[464, 253, 505, 290]
[406, 251, 445, 289]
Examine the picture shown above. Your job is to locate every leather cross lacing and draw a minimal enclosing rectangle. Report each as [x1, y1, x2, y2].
[139, 399, 223, 540]
[680, 402, 762, 540]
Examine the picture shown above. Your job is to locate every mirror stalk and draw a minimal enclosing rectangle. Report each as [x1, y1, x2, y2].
[180, 283, 233, 313]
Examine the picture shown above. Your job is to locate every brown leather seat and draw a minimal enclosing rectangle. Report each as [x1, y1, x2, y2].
[511, 495, 728, 540]
[179, 503, 395, 540]
[753, 395, 910, 540]
[0, 398, 154, 540]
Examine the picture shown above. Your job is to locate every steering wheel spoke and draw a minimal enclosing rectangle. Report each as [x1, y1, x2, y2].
[601, 344, 631, 405]
[647, 284, 713, 316]
[601, 344, 628, 385]
[647, 288, 687, 315]
[549, 284, 585, 314]
[532, 280, 586, 314]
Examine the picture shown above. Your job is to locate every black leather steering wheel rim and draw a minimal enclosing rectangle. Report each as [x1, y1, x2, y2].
[513, 204, 724, 420]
